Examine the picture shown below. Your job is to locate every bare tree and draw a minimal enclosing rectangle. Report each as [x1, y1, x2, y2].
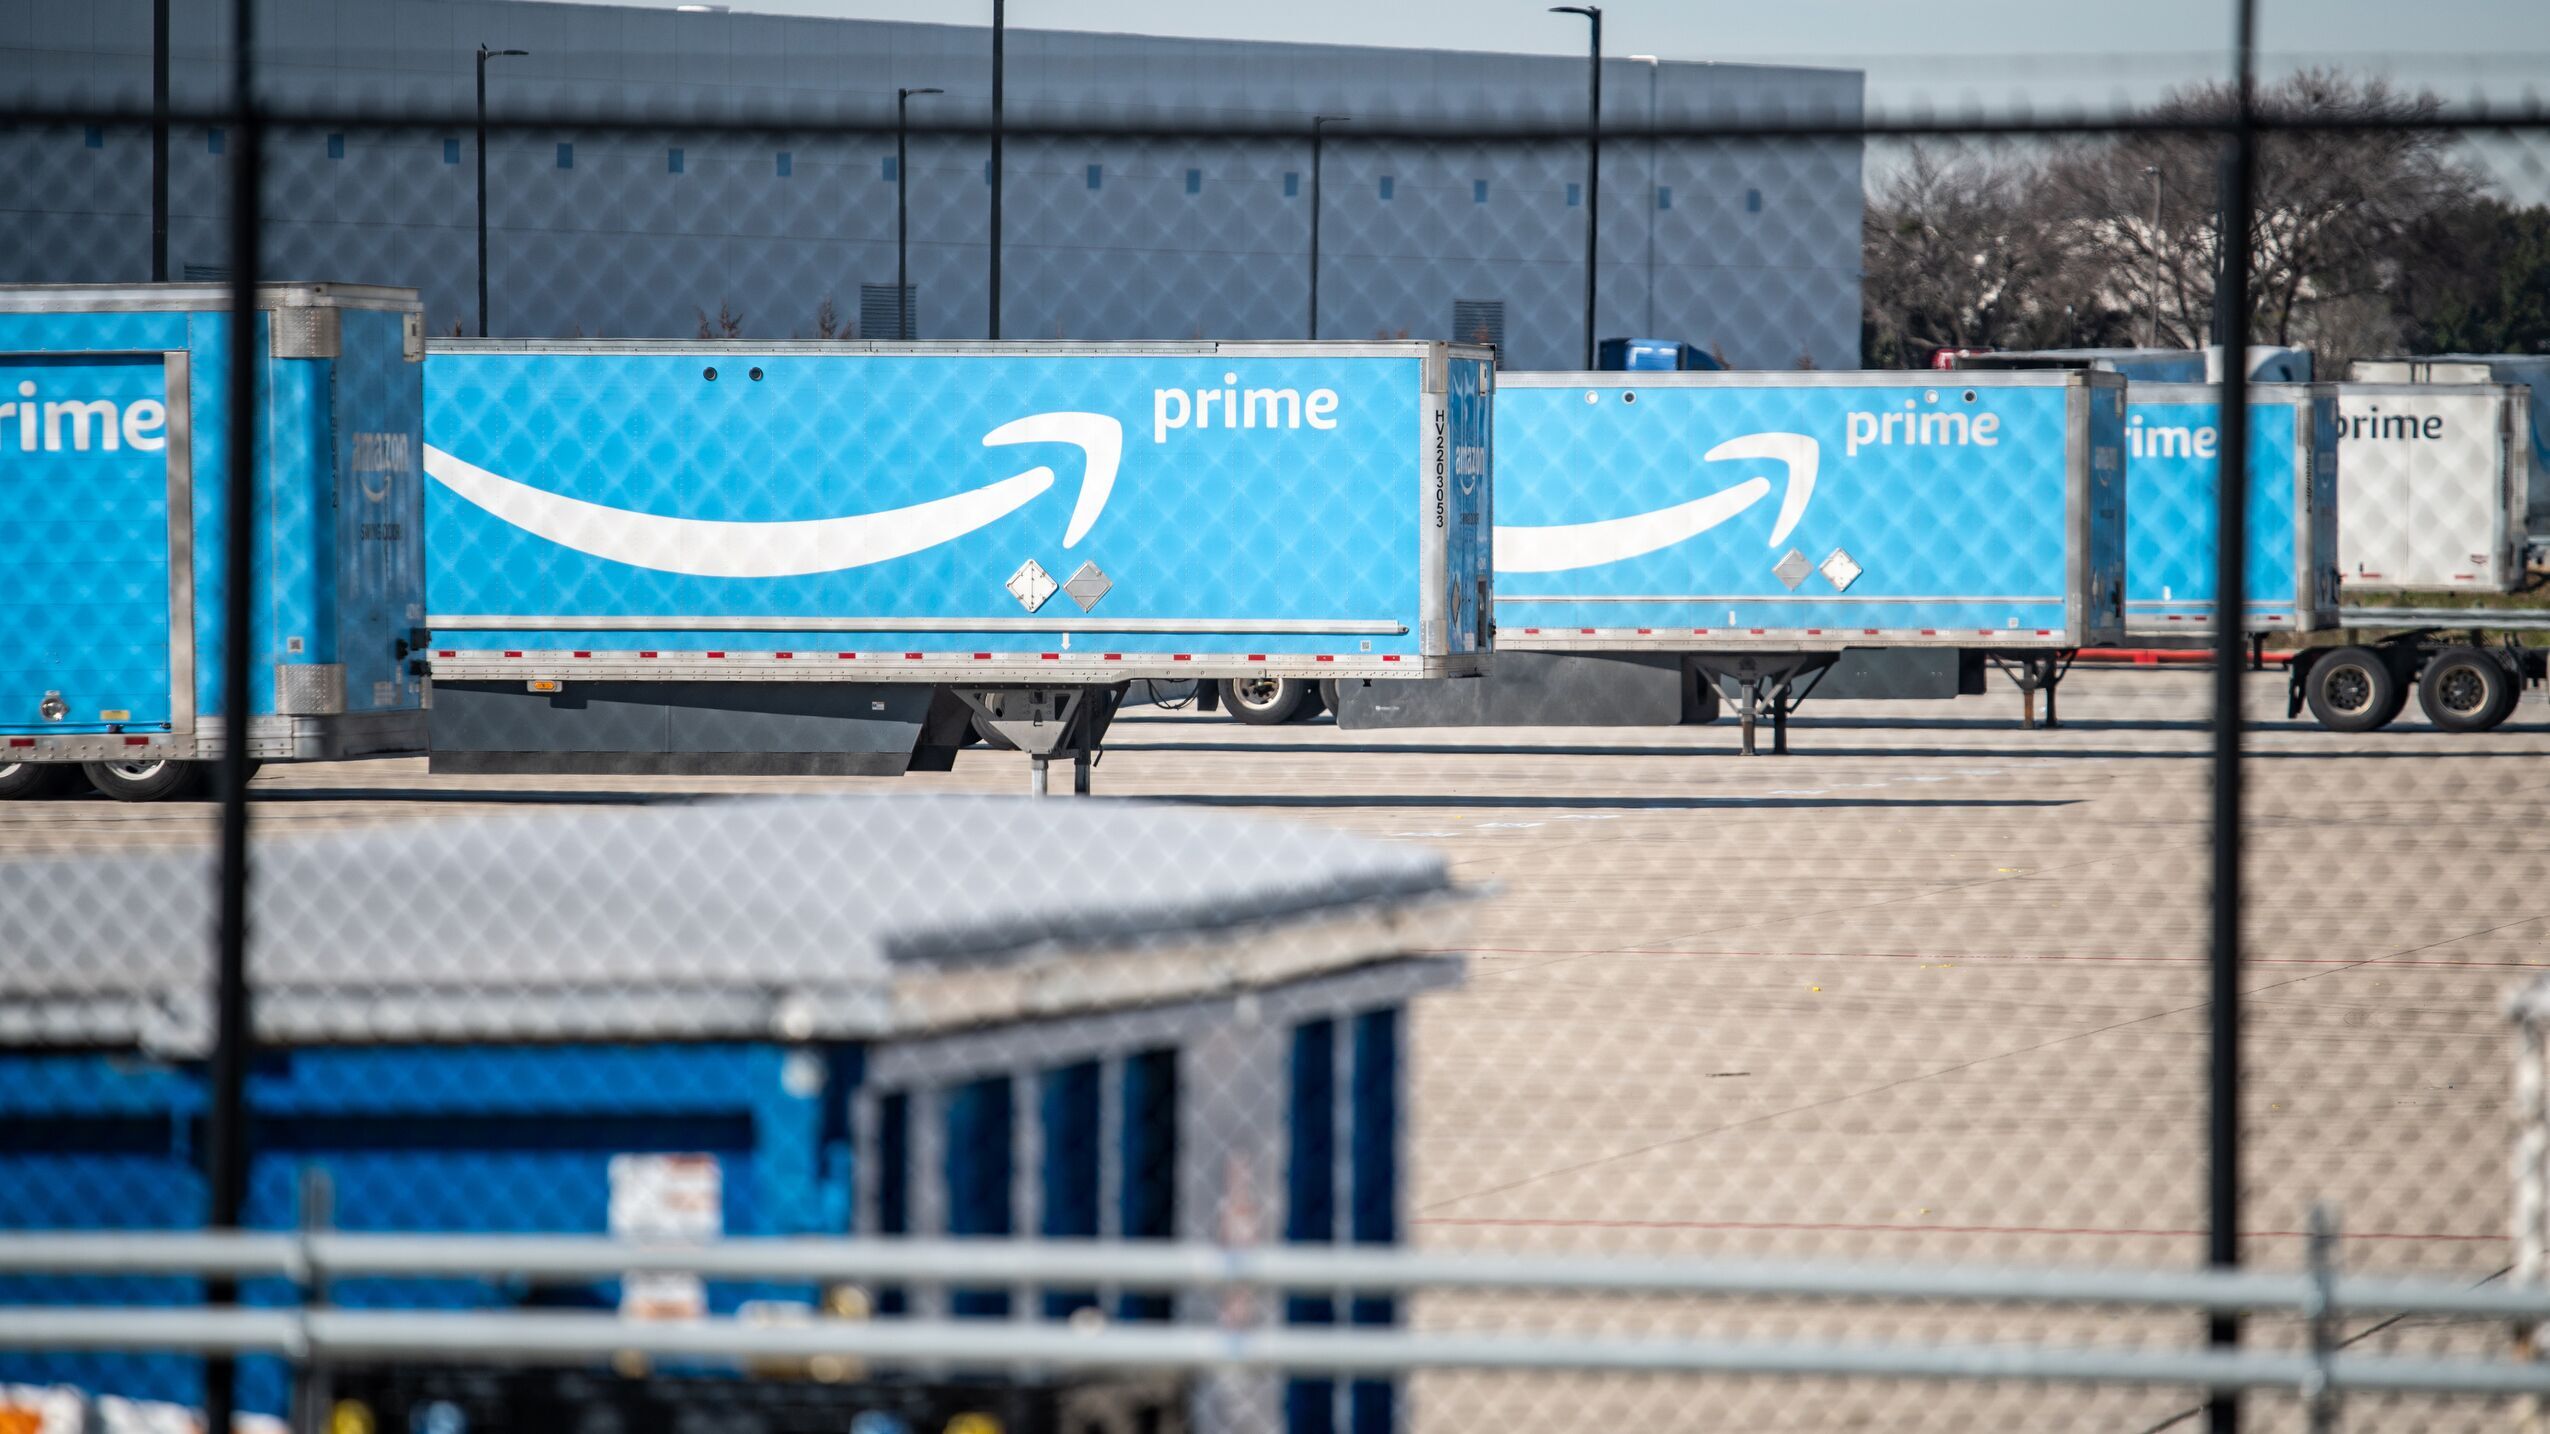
[695, 299, 744, 340]
[1862, 143, 2086, 367]
[815, 295, 843, 341]
[2045, 71, 2481, 365]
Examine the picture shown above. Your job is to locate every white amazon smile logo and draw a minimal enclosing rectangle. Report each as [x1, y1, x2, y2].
[421, 411, 1122, 579]
[1493, 432, 1818, 574]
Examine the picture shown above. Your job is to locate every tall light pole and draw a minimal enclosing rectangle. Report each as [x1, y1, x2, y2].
[1630, 54, 1658, 336]
[150, 0, 168, 282]
[1309, 115, 1349, 340]
[897, 87, 943, 341]
[476, 45, 529, 338]
[1552, 6, 1602, 369]
[987, 0, 1004, 340]
[2145, 164, 2164, 347]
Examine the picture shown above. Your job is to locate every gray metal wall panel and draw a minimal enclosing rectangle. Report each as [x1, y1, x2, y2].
[0, 1, 1862, 367]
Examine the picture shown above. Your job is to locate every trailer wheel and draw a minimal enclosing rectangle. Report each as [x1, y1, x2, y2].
[0, 762, 83, 800]
[2303, 647, 2403, 732]
[969, 712, 1017, 751]
[1288, 680, 1330, 724]
[1220, 677, 1312, 726]
[81, 759, 207, 803]
[1317, 679, 1341, 719]
[2417, 646, 2517, 733]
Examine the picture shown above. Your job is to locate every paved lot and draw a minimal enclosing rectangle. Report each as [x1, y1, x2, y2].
[6, 665, 2542, 1430]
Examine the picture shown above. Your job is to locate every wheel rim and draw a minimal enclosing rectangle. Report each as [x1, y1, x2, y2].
[102, 760, 167, 781]
[1232, 677, 1284, 709]
[2324, 664, 2375, 714]
[2437, 665, 2489, 715]
[0, 763, 22, 781]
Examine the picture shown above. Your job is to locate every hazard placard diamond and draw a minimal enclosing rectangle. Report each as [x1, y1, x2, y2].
[1063, 561, 1113, 613]
[1006, 559, 1057, 613]
[1819, 547, 1863, 592]
[1773, 548, 1813, 590]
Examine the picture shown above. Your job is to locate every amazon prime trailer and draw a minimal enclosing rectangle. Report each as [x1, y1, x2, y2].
[1342, 369, 2126, 752]
[0, 795, 1470, 1433]
[422, 340, 1492, 790]
[2328, 372, 2531, 594]
[2123, 383, 2340, 640]
[0, 283, 428, 802]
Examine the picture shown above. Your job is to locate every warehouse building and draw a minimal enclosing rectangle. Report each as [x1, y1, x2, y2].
[2, 0, 1864, 368]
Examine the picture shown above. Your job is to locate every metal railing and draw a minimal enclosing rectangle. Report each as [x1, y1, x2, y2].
[2, 1232, 2544, 1398]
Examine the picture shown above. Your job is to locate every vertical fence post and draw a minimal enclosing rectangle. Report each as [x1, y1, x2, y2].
[2204, 1, 2258, 1430]
[291, 1167, 335, 1434]
[204, 0, 263, 1425]
[2518, 1009, 2547, 1434]
[2305, 1203, 2341, 1434]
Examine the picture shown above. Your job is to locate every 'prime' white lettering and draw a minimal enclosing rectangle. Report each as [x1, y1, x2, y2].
[0, 379, 167, 453]
[2336, 407, 2446, 441]
[2127, 414, 2219, 460]
[1844, 399, 1998, 457]
[1154, 373, 1341, 442]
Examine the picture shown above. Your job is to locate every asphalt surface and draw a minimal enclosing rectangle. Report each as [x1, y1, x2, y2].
[8, 665, 2543, 1431]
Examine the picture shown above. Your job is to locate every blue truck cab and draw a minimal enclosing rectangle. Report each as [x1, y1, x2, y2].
[0, 283, 428, 801]
[1596, 337, 1723, 372]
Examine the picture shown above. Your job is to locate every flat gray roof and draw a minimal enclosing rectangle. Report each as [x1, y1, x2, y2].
[0, 795, 1470, 1054]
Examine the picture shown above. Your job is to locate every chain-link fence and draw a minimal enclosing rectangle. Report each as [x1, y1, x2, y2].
[4, 2, 2550, 1432]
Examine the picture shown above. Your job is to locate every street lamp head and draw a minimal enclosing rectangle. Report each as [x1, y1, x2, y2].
[902, 87, 944, 100]
[479, 46, 529, 59]
[1315, 114, 1350, 126]
[1551, 5, 1600, 17]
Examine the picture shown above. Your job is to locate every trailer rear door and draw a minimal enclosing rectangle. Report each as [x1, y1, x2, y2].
[0, 351, 190, 736]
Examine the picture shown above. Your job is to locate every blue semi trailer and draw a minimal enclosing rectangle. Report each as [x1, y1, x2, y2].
[1341, 369, 2128, 751]
[0, 283, 428, 801]
[2122, 383, 2340, 641]
[423, 340, 1492, 790]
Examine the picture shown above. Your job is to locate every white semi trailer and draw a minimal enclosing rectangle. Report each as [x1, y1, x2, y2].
[2288, 366, 2547, 732]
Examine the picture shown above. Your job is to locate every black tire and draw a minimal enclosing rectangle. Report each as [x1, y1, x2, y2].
[81, 758, 207, 803]
[2417, 646, 2517, 733]
[1220, 677, 1311, 726]
[1317, 679, 1341, 717]
[1287, 679, 1330, 723]
[2302, 647, 2403, 733]
[0, 762, 83, 800]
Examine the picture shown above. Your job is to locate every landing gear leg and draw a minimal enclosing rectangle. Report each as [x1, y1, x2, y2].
[958, 684, 1128, 797]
